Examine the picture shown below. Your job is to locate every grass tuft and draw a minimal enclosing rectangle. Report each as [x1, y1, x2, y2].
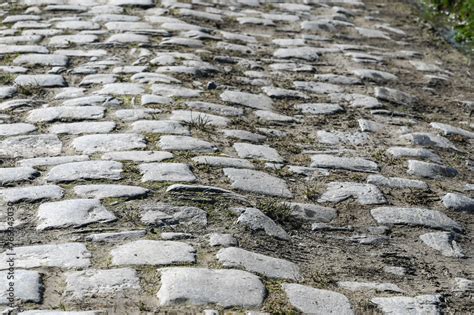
[256, 199, 302, 229]
[184, 113, 213, 132]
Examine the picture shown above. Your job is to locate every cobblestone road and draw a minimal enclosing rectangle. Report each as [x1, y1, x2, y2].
[0, 0, 472, 314]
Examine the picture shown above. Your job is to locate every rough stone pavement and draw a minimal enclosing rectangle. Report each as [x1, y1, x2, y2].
[0, 0, 472, 314]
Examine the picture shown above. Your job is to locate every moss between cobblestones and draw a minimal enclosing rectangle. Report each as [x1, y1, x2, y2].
[302, 183, 323, 202]
[115, 204, 142, 226]
[0, 73, 15, 85]
[143, 132, 160, 145]
[17, 83, 47, 98]
[116, 95, 138, 108]
[139, 266, 161, 295]
[1, 53, 18, 63]
[35, 122, 50, 133]
[262, 280, 297, 314]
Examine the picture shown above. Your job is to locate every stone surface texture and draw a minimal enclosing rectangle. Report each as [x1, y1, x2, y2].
[0, 0, 471, 313]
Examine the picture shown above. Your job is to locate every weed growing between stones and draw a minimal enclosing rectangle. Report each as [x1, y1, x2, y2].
[0, 73, 15, 85]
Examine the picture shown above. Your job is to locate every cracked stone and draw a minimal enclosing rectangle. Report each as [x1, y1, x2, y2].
[15, 74, 66, 87]
[73, 184, 148, 199]
[64, 268, 140, 300]
[294, 81, 343, 94]
[367, 175, 428, 190]
[283, 284, 353, 315]
[452, 278, 474, 292]
[27, 106, 105, 123]
[49, 34, 98, 46]
[96, 83, 144, 95]
[101, 150, 173, 162]
[420, 232, 464, 258]
[72, 134, 146, 154]
[114, 109, 161, 122]
[184, 101, 243, 116]
[0, 123, 36, 136]
[131, 120, 190, 135]
[139, 162, 196, 182]
[217, 247, 300, 280]
[157, 267, 265, 308]
[0, 166, 38, 185]
[111, 240, 196, 266]
[192, 156, 254, 169]
[13, 54, 68, 66]
[407, 160, 458, 179]
[317, 130, 370, 146]
[86, 230, 146, 243]
[0, 243, 91, 269]
[318, 182, 386, 205]
[159, 135, 217, 152]
[371, 294, 443, 315]
[152, 84, 201, 98]
[165, 184, 247, 202]
[401, 132, 457, 150]
[106, 33, 149, 43]
[442, 193, 474, 213]
[310, 155, 378, 173]
[224, 168, 292, 198]
[0, 185, 64, 203]
[430, 122, 474, 139]
[80, 74, 117, 86]
[254, 110, 295, 123]
[233, 143, 283, 162]
[0, 134, 62, 158]
[338, 281, 403, 293]
[296, 103, 344, 115]
[37, 199, 116, 230]
[141, 202, 207, 226]
[387, 147, 441, 162]
[222, 129, 266, 143]
[273, 47, 320, 61]
[234, 207, 289, 240]
[49, 121, 116, 135]
[17, 155, 89, 168]
[374, 87, 416, 106]
[220, 91, 273, 110]
[356, 27, 391, 39]
[352, 69, 397, 82]
[371, 207, 462, 231]
[262, 86, 308, 99]
[46, 161, 123, 182]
